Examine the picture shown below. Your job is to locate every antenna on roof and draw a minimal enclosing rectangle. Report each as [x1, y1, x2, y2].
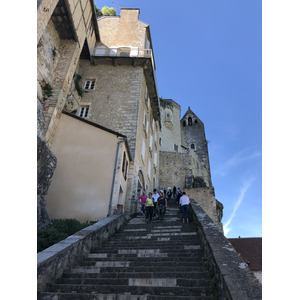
[111, 1, 125, 9]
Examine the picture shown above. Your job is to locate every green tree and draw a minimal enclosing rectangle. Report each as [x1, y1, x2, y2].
[101, 6, 116, 16]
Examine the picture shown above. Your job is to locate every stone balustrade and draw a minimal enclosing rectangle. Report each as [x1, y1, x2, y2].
[190, 199, 262, 300]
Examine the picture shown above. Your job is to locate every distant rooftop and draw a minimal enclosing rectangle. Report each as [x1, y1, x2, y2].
[228, 237, 262, 271]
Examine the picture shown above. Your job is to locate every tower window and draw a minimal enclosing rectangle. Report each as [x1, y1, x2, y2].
[188, 117, 192, 126]
[191, 144, 195, 149]
[84, 80, 95, 90]
[183, 121, 186, 127]
[194, 119, 198, 124]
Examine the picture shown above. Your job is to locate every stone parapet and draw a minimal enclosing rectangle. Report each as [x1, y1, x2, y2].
[190, 200, 262, 300]
[37, 214, 129, 292]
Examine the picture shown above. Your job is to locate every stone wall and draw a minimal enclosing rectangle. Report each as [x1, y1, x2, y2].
[97, 9, 146, 48]
[190, 200, 262, 299]
[37, 214, 128, 292]
[159, 151, 193, 189]
[185, 187, 223, 232]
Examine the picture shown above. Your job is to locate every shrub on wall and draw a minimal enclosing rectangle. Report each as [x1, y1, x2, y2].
[192, 176, 207, 188]
[37, 219, 89, 252]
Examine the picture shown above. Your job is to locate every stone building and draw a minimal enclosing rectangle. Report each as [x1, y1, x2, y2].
[37, 0, 101, 228]
[159, 99, 223, 230]
[38, 4, 161, 224]
[65, 8, 161, 215]
[46, 112, 131, 222]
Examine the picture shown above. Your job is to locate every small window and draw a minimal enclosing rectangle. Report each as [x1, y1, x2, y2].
[159, 137, 162, 145]
[79, 106, 89, 118]
[84, 80, 95, 90]
[188, 117, 192, 126]
[191, 144, 195, 149]
[174, 144, 178, 152]
[194, 119, 198, 124]
[183, 121, 186, 127]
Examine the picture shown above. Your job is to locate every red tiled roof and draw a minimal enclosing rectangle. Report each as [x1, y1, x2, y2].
[228, 238, 262, 271]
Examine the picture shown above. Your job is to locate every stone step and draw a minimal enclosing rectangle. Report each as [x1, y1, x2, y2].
[69, 265, 207, 274]
[91, 246, 201, 253]
[56, 277, 211, 287]
[38, 292, 214, 300]
[74, 260, 204, 268]
[47, 283, 211, 296]
[84, 250, 202, 262]
[61, 271, 210, 280]
[87, 251, 202, 259]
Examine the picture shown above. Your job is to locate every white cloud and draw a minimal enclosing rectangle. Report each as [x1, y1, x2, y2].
[214, 149, 261, 176]
[223, 175, 255, 236]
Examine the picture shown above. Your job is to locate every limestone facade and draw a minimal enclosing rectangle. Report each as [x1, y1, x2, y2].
[73, 8, 160, 214]
[37, 0, 100, 146]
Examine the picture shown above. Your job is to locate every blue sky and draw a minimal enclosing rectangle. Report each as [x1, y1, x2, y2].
[95, 0, 262, 238]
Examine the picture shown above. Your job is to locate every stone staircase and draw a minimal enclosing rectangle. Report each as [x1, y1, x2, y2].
[38, 199, 216, 300]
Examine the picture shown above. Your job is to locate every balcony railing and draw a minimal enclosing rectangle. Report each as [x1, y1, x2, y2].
[94, 46, 153, 59]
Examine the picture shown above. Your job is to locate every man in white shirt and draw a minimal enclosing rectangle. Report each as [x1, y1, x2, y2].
[179, 192, 190, 223]
[152, 189, 160, 217]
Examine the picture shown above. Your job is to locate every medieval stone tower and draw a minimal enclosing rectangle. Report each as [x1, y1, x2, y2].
[159, 99, 223, 229]
[159, 100, 212, 189]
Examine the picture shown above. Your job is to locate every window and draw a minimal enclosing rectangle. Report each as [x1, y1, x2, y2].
[88, 19, 93, 36]
[149, 135, 153, 150]
[183, 120, 186, 127]
[148, 160, 151, 178]
[191, 144, 195, 149]
[195, 119, 198, 124]
[144, 85, 148, 100]
[188, 117, 192, 126]
[154, 152, 157, 166]
[84, 80, 95, 90]
[142, 140, 145, 160]
[122, 152, 128, 180]
[78, 106, 89, 118]
[159, 137, 162, 145]
[174, 144, 178, 152]
[146, 121, 149, 135]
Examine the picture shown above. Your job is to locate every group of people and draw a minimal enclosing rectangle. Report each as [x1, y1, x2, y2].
[137, 186, 190, 223]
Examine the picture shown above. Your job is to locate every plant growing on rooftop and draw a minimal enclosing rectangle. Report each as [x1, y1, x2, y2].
[101, 6, 116, 16]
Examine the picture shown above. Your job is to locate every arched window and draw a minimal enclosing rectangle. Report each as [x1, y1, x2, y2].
[188, 117, 192, 126]
[183, 120, 186, 127]
[191, 144, 195, 149]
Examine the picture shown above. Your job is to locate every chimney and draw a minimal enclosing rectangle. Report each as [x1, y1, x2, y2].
[120, 8, 140, 21]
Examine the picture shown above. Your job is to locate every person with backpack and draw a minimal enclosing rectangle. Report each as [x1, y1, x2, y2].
[157, 191, 167, 220]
